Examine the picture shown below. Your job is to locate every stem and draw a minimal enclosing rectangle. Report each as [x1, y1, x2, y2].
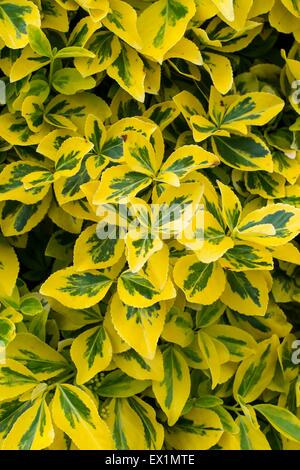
[224, 405, 241, 416]
[49, 58, 55, 85]
[47, 371, 75, 392]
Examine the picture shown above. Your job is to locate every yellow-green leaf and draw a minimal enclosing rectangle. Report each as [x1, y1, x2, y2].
[173, 255, 226, 305]
[6, 333, 69, 381]
[102, 0, 141, 49]
[40, 266, 113, 309]
[254, 404, 300, 443]
[137, 0, 196, 62]
[107, 42, 145, 102]
[114, 348, 164, 381]
[0, 238, 19, 296]
[104, 396, 164, 450]
[221, 270, 269, 316]
[212, 134, 273, 172]
[71, 326, 112, 385]
[1, 397, 54, 450]
[233, 335, 279, 403]
[153, 345, 191, 426]
[51, 384, 114, 449]
[0, 191, 52, 237]
[110, 293, 166, 359]
[0, 0, 40, 49]
[166, 407, 223, 450]
[235, 203, 300, 246]
[0, 359, 38, 401]
[52, 68, 96, 95]
[74, 224, 125, 271]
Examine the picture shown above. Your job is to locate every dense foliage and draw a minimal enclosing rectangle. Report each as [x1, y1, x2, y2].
[0, 0, 300, 450]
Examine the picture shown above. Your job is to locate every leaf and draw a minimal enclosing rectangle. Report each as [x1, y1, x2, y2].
[0, 238, 19, 296]
[164, 37, 203, 65]
[102, 0, 141, 49]
[73, 224, 125, 271]
[173, 255, 226, 305]
[0, 318, 15, 346]
[118, 270, 175, 308]
[173, 90, 206, 127]
[107, 42, 145, 102]
[93, 165, 152, 204]
[53, 158, 89, 206]
[10, 45, 51, 82]
[0, 192, 52, 237]
[154, 182, 203, 236]
[162, 305, 194, 348]
[203, 51, 233, 94]
[196, 300, 226, 328]
[124, 131, 159, 176]
[68, 15, 100, 47]
[45, 93, 111, 133]
[54, 46, 95, 59]
[52, 68, 96, 95]
[51, 301, 102, 331]
[213, 406, 239, 434]
[54, 137, 93, 178]
[110, 293, 166, 359]
[245, 171, 286, 199]
[19, 295, 43, 316]
[281, 0, 300, 18]
[187, 213, 233, 264]
[6, 333, 69, 381]
[233, 335, 279, 403]
[42, 0, 69, 32]
[235, 203, 300, 246]
[40, 266, 113, 309]
[238, 415, 271, 450]
[105, 397, 164, 450]
[220, 92, 284, 131]
[37, 129, 78, 160]
[1, 397, 54, 450]
[271, 151, 300, 185]
[137, 0, 196, 62]
[0, 160, 50, 204]
[125, 229, 163, 273]
[197, 330, 221, 389]
[203, 325, 257, 362]
[158, 145, 219, 184]
[144, 101, 180, 130]
[217, 181, 241, 231]
[70, 326, 112, 384]
[166, 407, 223, 450]
[0, 0, 41, 49]
[114, 348, 164, 381]
[152, 345, 190, 426]
[254, 404, 300, 443]
[221, 270, 269, 316]
[211, 0, 234, 21]
[27, 25, 52, 58]
[21, 97, 45, 133]
[51, 384, 114, 450]
[97, 370, 150, 397]
[0, 359, 38, 401]
[212, 134, 273, 172]
[219, 242, 274, 271]
[74, 31, 121, 77]
[0, 114, 50, 146]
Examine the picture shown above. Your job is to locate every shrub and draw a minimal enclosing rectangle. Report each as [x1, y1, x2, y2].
[0, 0, 300, 451]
